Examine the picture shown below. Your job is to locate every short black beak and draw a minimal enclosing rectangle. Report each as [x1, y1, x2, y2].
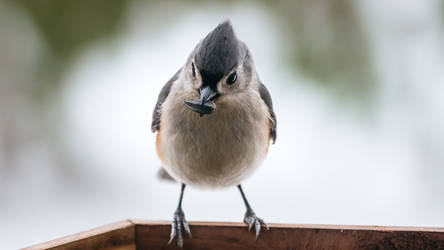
[184, 85, 219, 116]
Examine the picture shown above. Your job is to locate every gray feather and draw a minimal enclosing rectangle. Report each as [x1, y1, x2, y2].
[258, 82, 277, 143]
[151, 68, 181, 132]
[157, 167, 176, 182]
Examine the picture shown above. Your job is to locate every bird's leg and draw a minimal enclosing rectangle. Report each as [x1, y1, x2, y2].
[168, 183, 191, 248]
[237, 184, 269, 239]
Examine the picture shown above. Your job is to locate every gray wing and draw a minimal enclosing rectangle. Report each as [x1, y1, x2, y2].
[258, 82, 277, 144]
[151, 68, 181, 132]
[157, 168, 176, 182]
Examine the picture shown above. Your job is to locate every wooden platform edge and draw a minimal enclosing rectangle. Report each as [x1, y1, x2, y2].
[22, 220, 136, 250]
[129, 219, 444, 232]
[23, 219, 444, 249]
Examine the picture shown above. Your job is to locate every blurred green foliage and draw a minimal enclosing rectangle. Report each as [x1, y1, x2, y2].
[264, 0, 374, 99]
[12, 0, 132, 59]
[9, 0, 133, 100]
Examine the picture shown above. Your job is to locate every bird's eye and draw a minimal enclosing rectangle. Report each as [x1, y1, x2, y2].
[226, 72, 237, 85]
[191, 63, 196, 78]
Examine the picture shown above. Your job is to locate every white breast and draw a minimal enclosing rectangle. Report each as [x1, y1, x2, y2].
[157, 84, 270, 188]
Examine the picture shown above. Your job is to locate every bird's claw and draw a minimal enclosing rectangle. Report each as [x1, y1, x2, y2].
[244, 209, 269, 239]
[168, 209, 192, 248]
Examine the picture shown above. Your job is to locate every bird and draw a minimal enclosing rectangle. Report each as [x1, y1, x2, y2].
[151, 20, 276, 248]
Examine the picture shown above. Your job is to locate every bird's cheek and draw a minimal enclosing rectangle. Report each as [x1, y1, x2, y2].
[191, 79, 201, 90]
[217, 84, 230, 95]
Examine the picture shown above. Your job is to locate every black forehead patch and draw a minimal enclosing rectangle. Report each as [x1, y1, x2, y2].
[195, 21, 240, 86]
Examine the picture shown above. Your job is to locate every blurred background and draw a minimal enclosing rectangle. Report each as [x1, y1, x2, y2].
[1, 0, 444, 248]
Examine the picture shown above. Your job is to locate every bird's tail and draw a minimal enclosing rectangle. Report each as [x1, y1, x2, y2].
[157, 167, 176, 182]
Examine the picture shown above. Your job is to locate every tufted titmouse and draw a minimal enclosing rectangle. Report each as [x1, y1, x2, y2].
[151, 20, 276, 248]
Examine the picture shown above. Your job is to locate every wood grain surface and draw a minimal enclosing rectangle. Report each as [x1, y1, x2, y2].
[23, 220, 444, 250]
[22, 220, 135, 250]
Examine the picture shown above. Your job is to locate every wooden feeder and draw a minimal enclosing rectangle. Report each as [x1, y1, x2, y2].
[24, 220, 444, 249]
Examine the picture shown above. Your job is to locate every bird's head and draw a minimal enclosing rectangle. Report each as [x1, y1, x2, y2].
[184, 20, 254, 116]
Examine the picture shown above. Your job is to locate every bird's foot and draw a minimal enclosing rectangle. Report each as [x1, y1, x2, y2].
[168, 208, 191, 248]
[244, 209, 269, 239]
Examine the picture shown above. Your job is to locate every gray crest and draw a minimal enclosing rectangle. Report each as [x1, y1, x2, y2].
[195, 21, 240, 86]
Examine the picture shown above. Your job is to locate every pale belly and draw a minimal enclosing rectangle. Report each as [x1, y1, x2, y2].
[157, 96, 270, 188]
